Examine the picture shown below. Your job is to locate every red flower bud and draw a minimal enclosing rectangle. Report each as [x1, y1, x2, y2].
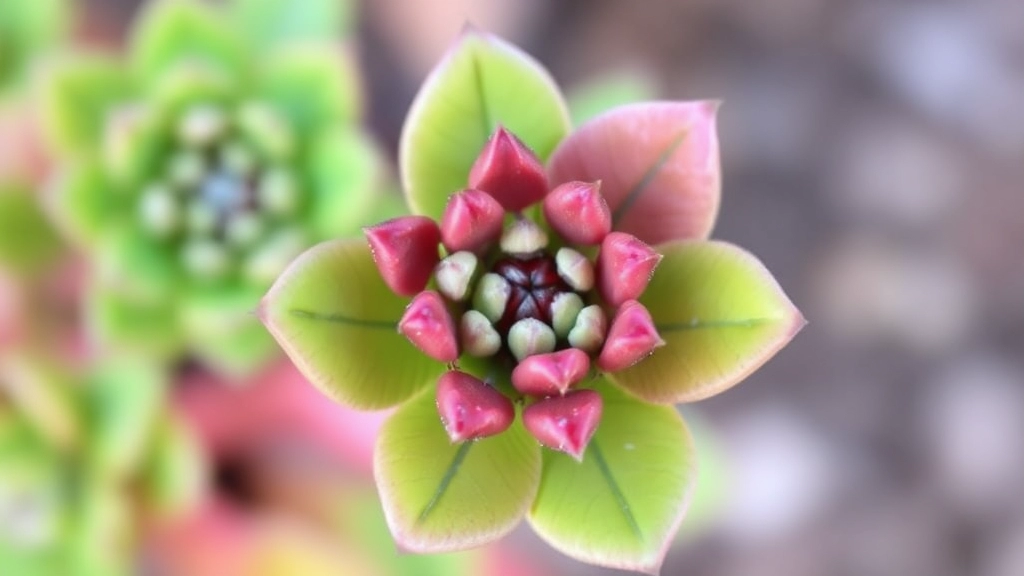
[523, 389, 603, 461]
[398, 291, 459, 363]
[597, 232, 662, 307]
[440, 189, 505, 253]
[511, 348, 591, 397]
[542, 180, 611, 245]
[436, 370, 515, 442]
[597, 300, 664, 372]
[364, 216, 441, 296]
[468, 127, 548, 212]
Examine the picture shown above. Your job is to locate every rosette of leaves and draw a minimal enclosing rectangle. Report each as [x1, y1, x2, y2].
[259, 30, 804, 573]
[41, 0, 377, 374]
[0, 356, 204, 576]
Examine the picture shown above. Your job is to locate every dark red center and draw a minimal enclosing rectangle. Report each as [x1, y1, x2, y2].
[492, 255, 572, 333]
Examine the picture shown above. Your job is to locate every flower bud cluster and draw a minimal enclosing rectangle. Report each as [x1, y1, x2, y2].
[366, 127, 666, 459]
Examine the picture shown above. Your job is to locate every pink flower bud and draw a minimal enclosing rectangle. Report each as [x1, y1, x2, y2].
[511, 349, 591, 397]
[398, 291, 459, 363]
[597, 300, 664, 372]
[468, 127, 548, 212]
[364, 216, 441, 296]
[542, 181, 611, 245]
[440, 189, 505, 253]
[523, 390, 603, 461]
[436, 371, 515, 442]
[597, 232, 662, 307]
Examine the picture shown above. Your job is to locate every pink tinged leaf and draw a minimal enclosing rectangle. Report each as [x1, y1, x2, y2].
[363, 216, 441, 296]
[598, 300, 665, 372]
[548, 101, 721, 245]
[469, 127, 549, 212]
[398, 291, 459, 363]
[436, 370, 515, 442]
[542, 180, 612, 245]
[597, 232, 662, 307]
[523, 389, 603, 461]
[440, 189, 506, 253]
[511, 349, 591, 397]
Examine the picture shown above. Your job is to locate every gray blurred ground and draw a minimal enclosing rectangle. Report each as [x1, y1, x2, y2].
[81, 1, 1024, 574]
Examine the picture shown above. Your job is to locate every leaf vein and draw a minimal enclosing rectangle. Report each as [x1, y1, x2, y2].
[612, 129, 689, 227]
[418, 441, 473, 524]
[656, 317, 777, 332]
[591, 440, 643, 540]
[289, 309, 396, 329]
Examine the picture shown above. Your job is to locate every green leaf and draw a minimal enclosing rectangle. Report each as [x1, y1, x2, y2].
[259, 238, 444, 410]
[399, 29, 570, 220]
[528, 380, 695, 574]
[0, 0, 67, 91]
[257, 45, 361, 136]
[48, 161, 123, 249]
[146, 59, 238, 118]
[86, 282, 183, 360]
[0, 185, 63, 275]
[612, 240, 805, 404]
[130, 0, 245, 89]
[40, 54, 131, 156]
[303, 128, 381, 238]
[64, 479, 132, 576]
[139, 413, 206, 516]
[232, 0, 353, 52]
[375, 388, 541, 552]
[84, 361, 167, 480]
[0, 355, 81, 453]
[181, 285, 278, 377]
[96, 226, 179, 301]
[549, 101, 721, 245]
[339, 494, 478, 576]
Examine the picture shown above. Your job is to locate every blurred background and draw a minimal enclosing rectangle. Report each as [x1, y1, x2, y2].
[3, 0, 1023, 575]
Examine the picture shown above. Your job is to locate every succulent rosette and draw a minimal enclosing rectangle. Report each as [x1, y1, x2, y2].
[0, 356, 204, 576]
[40, 0, 377, 374]
[260, 30, 804, 573]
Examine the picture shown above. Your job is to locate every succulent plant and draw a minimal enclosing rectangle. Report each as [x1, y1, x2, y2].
[0, 356, 203, 576]
[40, 0, 378, 375]
[259, 29, 804, 573]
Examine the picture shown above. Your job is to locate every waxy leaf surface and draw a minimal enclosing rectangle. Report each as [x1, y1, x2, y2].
[400, 30, 570, 220]
[375, 389, 541, 553]
[259, 238, 443, 409]
[549, 101, 721, 245]
[613, 240, 805, 404]
[529, 381, 695, 574]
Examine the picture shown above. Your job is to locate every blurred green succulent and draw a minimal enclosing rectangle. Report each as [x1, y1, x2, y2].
[0, 0, 66, 95]
[41, 0, 378, 375]
[0, 356, 204, 576]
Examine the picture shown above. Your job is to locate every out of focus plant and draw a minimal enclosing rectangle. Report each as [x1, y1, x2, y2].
[151, 361, 545, 576]
[0, 0, 66, 95]
[41, 0, 380, 375]
[260, 30, 804, 573]
[0, 356, 203, 576]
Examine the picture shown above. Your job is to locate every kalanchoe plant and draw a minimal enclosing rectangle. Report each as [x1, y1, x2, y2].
[40, 0, 377, 375]
[260, 30, 804, 573]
